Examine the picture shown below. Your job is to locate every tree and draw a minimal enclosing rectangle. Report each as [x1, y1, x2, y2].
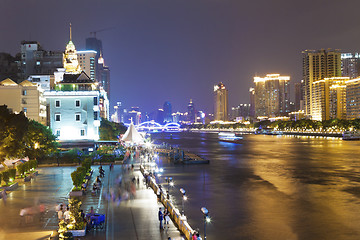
[99, 118, 127, 140]
[0, 105, 29, 167]
[24, 120, 58, 161]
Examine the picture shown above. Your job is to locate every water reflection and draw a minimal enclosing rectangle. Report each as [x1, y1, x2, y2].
[152, 132, 360, 240]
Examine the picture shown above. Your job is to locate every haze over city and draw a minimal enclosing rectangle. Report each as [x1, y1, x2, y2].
[2, 0, 360, 113]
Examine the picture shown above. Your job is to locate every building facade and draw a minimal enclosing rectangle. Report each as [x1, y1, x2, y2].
[311, 77, 348, 121]
[346, 78, 360, 120]
[77, 50, 97, 82]
[19, 41, 63, 79]
[254, 74, 290, 118]
[44, 72, 100, 141]
[341, 53, 360, 79]
[302, 49, 341, 117]
[0, 78, 46, 124]
[214, 83, 228, 121]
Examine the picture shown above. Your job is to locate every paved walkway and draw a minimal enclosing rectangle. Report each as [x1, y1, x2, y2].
[83, 164, 183, 240]
[0, 163, 184, 240]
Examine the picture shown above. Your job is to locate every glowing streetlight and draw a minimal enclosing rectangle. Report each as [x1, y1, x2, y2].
[201, 207, 211, 240]
[180, 188, 187, 216]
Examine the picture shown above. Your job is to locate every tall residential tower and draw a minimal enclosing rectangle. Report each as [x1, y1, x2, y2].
[214, 82, 228, 121]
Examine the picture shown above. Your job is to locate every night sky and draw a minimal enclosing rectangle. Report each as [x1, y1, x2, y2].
[1, 0, 360, 114]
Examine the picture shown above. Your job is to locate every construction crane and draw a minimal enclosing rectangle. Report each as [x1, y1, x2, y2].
[90, 27, 116, 38]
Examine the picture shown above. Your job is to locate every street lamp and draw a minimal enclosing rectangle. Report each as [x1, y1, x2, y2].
[165, 177, 173, 191]
[180, 188, 187, 215]
[201, 207, 211, 240]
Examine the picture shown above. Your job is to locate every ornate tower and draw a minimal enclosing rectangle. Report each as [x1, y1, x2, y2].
[63, 23, 81, 74]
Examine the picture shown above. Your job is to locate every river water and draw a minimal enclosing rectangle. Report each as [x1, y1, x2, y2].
[150, 132, 360, 240]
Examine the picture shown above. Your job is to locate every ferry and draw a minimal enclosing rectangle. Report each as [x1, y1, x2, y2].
[342, 131, 360, 140]
[218, 132, 243, 143]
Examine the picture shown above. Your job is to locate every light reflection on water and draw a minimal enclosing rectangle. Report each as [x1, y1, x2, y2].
[152, 132, 360, 240]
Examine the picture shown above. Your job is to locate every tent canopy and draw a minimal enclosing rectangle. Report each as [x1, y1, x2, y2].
[121, 123, 144, 144]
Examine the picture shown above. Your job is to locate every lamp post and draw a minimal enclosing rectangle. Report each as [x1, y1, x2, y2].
[201, 207, 210, 240]
[180, 188, 187, 215]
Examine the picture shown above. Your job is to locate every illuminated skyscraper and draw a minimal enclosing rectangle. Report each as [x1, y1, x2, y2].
[187, 99, 196, 123]
[346, 77, 360, 120]
[341, 53, 360, 79]
[302, 49, 341, 117]
[312, 77, 348, 121]
[214, 82, 228, 121]
[163, 101, 172, 123]
[253, 74, 290, 118]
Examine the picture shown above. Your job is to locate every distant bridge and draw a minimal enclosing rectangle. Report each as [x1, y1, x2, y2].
[124, 121, 181, 132]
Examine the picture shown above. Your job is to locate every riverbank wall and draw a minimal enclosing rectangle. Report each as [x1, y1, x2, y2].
[140, 165, 195, 240]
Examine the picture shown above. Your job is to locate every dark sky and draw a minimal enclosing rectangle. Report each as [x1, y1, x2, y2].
[1, 0, 360, 114]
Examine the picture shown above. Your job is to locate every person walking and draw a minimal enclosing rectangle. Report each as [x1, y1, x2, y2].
[64, 207, 71, 223]
[58, 206, 64, 222]
[158, 208, 164, 229]
[165, 211, 171, 227]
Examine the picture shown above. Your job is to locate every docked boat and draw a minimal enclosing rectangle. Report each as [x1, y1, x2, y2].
[342, 131, 360, 140]
[218, 132, 243, 143]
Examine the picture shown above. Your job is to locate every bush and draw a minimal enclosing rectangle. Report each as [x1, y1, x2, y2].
[17, 164, 25, 177]
[23, 161, 30, 173]
[8, 168, 16, 180]
[71, 171, 82, 189]
[2, 171, 9, 184]
[29, 160, 37, 170]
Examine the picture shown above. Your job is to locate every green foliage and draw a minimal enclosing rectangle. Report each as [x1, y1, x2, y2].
[99, 118, 127, 140]
[29, 160, 37, 170]
[71, 171, 82, 189]
[81, 159, 92, 171]
[8, 168, 16, 179]
[2, 170, 9, 184]
[71, 166, 88, 188]
[0, 106, 57, 165]
[17, 164, 25, 176]
[0, 105, 29, 163]
[68, 198, 84, 230]
[23, 161, 30, 173]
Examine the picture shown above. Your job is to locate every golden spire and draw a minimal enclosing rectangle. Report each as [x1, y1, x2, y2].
[69, 23, 72, 41]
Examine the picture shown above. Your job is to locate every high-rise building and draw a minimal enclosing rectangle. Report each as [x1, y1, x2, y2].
[294, 80, 304, 111]
[312, 77, 348, 121]
[19, 41, 63, 79]
[214, 82, 228, 121]
[341, 53, 360, 79]
[346, 77, 360, 120]
[187, 99, 196, 123]
[97, 54, 110, 100]
[302, 49, 341, 117]
[230, 104, 251, 121]
[77, 50, 97, 81]
[85, 37, 111, 101]
[163, 101, 172, 123]
[253, 74, 290, 118]
[249, 87, 255, 118]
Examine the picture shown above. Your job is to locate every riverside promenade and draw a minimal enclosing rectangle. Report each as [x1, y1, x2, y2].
[0, 163, 184, 240]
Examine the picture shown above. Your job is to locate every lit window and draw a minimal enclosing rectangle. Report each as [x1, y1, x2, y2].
[22, 90, 27, 96]
[55, 114, 61, 121]
[23, 107, 27, 113]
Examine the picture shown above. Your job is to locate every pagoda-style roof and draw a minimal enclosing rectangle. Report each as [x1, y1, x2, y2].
[61, 71, 93, 84]
[0, 78, 18, 86]
[19, 80, 36, 87]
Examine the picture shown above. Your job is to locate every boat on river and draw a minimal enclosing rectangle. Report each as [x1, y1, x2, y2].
[218, 132, 243, 143]
[342, 131, 360, 140]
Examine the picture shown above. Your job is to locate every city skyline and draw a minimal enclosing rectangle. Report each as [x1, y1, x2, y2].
[1, 1, 360, 113]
